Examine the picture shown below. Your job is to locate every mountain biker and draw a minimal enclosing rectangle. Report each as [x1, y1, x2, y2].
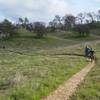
[85, 45, 91, 57]
[85, 45, 95, 61]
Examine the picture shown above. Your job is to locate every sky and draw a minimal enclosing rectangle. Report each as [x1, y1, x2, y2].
[0, 0, 100, 23]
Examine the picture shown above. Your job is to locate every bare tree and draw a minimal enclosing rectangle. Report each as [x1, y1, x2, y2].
[76, 13, 85, 24]
[49, 19, 57, 31]
[25, 17, 29, 24]
[19, 18, 24, 24]
[86, 12, 96, 23]
[97, 10, 100, 21]
[54, 15, 63, 30]
[63, 14, 76, 30]
[18, 17, 29, 28]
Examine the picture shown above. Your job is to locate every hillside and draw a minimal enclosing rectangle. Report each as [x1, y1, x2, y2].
[0, 30, 100, 100]
[71, 43, 100, 100]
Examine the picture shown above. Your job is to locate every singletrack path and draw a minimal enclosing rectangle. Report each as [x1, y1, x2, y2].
[42, 61, 95, 100]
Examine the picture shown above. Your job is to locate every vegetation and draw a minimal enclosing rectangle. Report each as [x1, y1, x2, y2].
[33, 22, 46, 38]
[0, 10, 100, 39]
[70, 43, 100, 100]
[0, 5, 100, 100]
[74, 24, 90, 37]
[0, 36, 88, 100]
[0, 19, 16, 38]
[0, 28, 99, 100]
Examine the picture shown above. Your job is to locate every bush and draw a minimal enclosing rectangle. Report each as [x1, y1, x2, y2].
[0, 19, 16, 38]
[33, 22, 46, 38]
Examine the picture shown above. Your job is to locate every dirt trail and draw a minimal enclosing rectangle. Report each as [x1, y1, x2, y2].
[42, 61, 95, 100]
[66, 40, 100, 49]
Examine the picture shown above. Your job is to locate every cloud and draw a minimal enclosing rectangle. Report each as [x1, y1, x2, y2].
[48, 0, 68, 15]
[0, 0, 70, 22]
[0, 0, 99, 22]
[95, 0, 100, 2]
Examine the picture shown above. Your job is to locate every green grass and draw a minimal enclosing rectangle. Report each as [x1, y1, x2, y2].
[0, 30, 99, 100]
[0, 34, 78, 52]
[0, 31, 87, 100]
[48, 30, 100, 41]
[70, 43, 100, 100]
[0, 41, 88, 100]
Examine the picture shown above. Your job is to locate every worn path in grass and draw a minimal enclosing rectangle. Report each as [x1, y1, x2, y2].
[42, 61, 95, 100]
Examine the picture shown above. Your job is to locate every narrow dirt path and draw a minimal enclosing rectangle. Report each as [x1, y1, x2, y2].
[66, 40, 100, 49]
[42, 61, 95, 100]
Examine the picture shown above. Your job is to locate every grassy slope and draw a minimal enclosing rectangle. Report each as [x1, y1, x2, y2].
[48, 30, 100, 41]
[0, 30, 99, 100]
[0, 47, 87, 100]
[70, 43, 100, 100]
[0, 29, 78, 52]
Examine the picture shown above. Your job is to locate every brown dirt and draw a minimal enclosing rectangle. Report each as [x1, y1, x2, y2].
[42, 61, 95, 100]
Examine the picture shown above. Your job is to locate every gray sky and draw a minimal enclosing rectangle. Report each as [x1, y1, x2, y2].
[0, 0, 100, 23]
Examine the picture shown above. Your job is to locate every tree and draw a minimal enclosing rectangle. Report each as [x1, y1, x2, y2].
[97, 10, 100, 21]
[55, 15, 62, 24]
[18, 17, 29, 29]
[54, 15, 63, 29]
[33, 22, 46, 38]
[74, 24, 90, 37]
[86, 12, 96, 23]
[24, 17, 29, 28]
[24, 17, 29, 24]
[63, 14, 76, 30]
[18, 18, 24, 24]
[49, 19, 57, 32]
[0, 19, 16, 37]
[86, 12, 98, 28]
[76, 13, 85, 24]
[26, 23, 34, 32]
[48, 15, 64, 31]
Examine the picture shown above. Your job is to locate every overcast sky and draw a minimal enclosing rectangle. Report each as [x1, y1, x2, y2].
[0, 0, 100, 23]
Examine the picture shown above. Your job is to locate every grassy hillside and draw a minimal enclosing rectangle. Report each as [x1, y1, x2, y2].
[0, 29, 79, 52]
[0, 44, 88, 100]
[70, 43, 100, 100]
[0, 29, 88, 100]
[0, 29, 100, 52]
[0, 30, 100, 100]
[48, 30, 100, 41]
